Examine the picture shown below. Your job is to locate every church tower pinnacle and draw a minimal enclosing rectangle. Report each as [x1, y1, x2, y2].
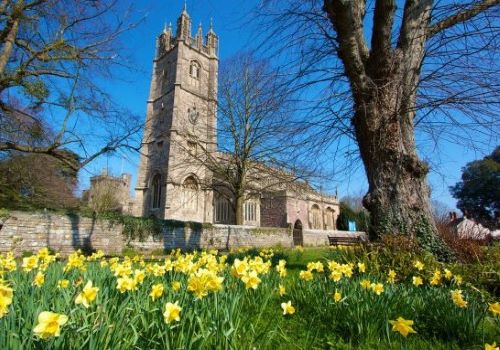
[176, 2, 191, 40]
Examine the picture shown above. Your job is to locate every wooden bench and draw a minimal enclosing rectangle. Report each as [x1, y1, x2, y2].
[328, 235, 362, 246]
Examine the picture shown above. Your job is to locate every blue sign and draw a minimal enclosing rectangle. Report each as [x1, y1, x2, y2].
[348, 220, 357, 232]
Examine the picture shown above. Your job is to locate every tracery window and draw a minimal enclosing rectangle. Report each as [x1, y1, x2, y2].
[325, 207, 335, 230]
[244, 200, 257, 222]
[215, 196, 230, 223]
[311, 204, 321, 230]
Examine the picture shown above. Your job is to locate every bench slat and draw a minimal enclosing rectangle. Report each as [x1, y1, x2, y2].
[328, 235, 361, 246]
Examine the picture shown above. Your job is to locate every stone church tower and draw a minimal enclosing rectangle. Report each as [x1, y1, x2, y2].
[134, 6, 218, 222]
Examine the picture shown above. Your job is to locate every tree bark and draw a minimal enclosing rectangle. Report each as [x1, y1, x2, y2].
[235, 195, 244, 225]
[323, 0, 458, 258]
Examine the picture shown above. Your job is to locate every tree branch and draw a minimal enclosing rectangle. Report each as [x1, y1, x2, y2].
[427, 0, 500, 37]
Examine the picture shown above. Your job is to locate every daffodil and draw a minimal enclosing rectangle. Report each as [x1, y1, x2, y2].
[430, 270, 442, 286]
[150, 284, 164, 301]
[75, 281, 99, 308]
[163, 301, 182, 324]
[389, 317, 417, 337]
[357, 262, 366, 273]
[299, 270, 313, 281]
[371, 283, 384, 295]
[57, 279, 70, 289]
[485, 342, 499, 350]
[0, 283, 13, 318]
[33, 311, 68, 339]
[413, 260, 424, 271]
[281, 300, 295, 315]
[171, 281, 181, 291]
[279, 284, 286, 296]
[241, 270, 261, 289]
[412, 276, 423, 287]
[116, 276, 137, 293]
[360, 279, 371, 289]
[333, 290, 341, 303]
[451, 289, 468, 308]
[22, 255, 38, 272]
[488, 302, 500, 316]
[33, 272, 45, 287]
[387, 269, 396, 284]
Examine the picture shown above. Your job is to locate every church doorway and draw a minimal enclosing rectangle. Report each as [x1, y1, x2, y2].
[293, 220, 303, 246]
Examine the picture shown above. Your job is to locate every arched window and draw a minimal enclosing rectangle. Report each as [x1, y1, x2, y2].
[311, 204, 321, 230]
[189, 61, 200, 79]
[151, 174, 162, 209]
[325, 207, 335, 230]
[182, 176, 198, 211]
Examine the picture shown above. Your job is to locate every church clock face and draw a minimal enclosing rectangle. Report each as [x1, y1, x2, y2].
[188, 107, 199, 125]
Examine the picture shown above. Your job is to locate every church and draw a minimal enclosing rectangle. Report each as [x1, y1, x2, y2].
[133, 6, 340, 233]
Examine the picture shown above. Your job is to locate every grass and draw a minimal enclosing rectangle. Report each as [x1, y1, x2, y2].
[0, 247, 498, 349]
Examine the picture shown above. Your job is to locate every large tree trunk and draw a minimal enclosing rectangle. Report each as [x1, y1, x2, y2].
[323, 0, 454, 259]
[354, 83, 452, 259]
[235, 195, 244, 225]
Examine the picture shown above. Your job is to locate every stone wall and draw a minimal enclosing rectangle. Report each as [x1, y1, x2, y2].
[0, 211, 366, 255]
[0, 211, 124, 256]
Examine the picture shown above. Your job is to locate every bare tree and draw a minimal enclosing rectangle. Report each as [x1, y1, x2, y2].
[177, 52, 318, 225]
[0, 0, 143, 170]
[255, 0, 499, 257]
[86, 180, 122, 215]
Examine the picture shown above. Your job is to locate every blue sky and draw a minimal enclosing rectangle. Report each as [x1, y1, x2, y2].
[79, 0, 497, 212]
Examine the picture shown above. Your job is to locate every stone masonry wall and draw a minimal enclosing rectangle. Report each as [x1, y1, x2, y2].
[0, 211, 365, 255]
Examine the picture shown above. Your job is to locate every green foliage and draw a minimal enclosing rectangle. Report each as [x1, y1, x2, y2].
[0, 154, 79, 210]
[337, 202, 369, 232]
[80, 211, 206, 242]
[0, 208, 10, 220]
[450, 146, 500, 228]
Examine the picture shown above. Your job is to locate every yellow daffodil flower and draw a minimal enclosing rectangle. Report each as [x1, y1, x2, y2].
[0, 283, 13, 318]
[33, 272, 45, 287]
[281, 300, 295, 315]
[279, 284, 286, 296]
[357, 263, 366, 273]
[33, 311, 68, 339]
[451, 289, 468, 308]
[360, 279, 371, 289]
[333, 290, 341, 303]
[163, 301, 182, 324]
[241, 270, 261, 289]
[413, 260, 424, 271]
[371, 283, 384, 295]
[75, 281, 99, 308]
[387, 269, 396, 284]
[412, 276, 423, 287]
[57, 279, 70, 289]
[485, 342, 499, 350]
[389, 317, 417, 337]
[150, 284, 164, 301]
[299, 270, 313, 281]
[171, 281, 182, 291]
[488, 302, 500, 316]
